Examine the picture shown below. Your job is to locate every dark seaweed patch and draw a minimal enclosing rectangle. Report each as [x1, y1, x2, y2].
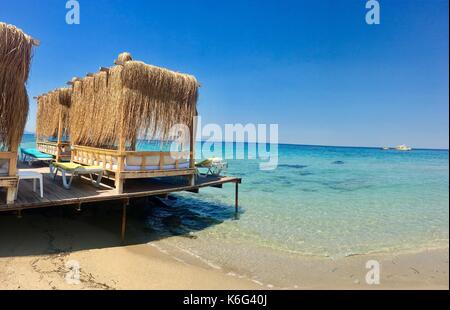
[320, 179, 372, 192]
[249, 179, 270, 185]
[298, 172, 314, 176]
[301, 188, 318, 192]
[278, 164, 308, 169]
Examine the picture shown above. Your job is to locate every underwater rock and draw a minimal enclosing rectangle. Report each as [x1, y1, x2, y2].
[279, 164, 308, 169]
[162, 215, 182, 228]
[299, 172, 314, 176]
[332, 161, 345, 165]
[149, 197, 176, 208]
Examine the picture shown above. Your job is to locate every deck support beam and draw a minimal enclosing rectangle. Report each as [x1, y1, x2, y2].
[121, 199, 129, 243]
[187, 188, 199, 194]
[235, 182, 239, 219]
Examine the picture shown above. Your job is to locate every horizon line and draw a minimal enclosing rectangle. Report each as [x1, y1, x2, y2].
[22, 133, 449, 151]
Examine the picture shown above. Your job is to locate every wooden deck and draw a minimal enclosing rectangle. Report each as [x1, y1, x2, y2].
[0, 165, 241, 212]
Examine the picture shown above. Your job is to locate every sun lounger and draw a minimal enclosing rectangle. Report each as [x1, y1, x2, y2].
[51, 162, 104, 189]
[196, 157, 228, 176]
[21, 148, 53, 166]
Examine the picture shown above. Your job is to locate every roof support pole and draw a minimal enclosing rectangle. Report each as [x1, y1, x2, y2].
[190, 113, 197, 169]
[6, 139, 19, 204]
[56, 109, 63, 162]
[130, 135, 137, 151]
[115, 110, 126, 194]
[188, 112, 197, 186]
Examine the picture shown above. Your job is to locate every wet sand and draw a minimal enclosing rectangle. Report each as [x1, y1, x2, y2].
[0, 204, 448, 290]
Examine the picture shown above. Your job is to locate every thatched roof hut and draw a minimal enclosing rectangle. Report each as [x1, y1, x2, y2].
[36, 88, 72, 139]
[69, 52, 199, 149]
[0, 22, 35, 151]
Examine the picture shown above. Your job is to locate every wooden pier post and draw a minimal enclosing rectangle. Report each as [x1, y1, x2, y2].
[235, 182, 239, 219]
[121, 199, 129, 243]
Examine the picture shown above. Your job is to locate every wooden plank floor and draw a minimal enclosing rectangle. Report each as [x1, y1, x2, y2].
[0, 165, 241, 211]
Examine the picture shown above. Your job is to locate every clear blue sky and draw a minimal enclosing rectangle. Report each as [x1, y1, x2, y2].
[1, 0, 448, 148]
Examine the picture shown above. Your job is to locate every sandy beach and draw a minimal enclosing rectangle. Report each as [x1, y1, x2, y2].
[0, 204, 447, 290]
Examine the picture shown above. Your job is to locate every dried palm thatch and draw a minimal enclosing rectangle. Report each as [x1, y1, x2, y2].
[70, 53, 199, 149]
[36, 88, 72, 139]
[0, 22, 34, 151]
[116, 52, 133, 63]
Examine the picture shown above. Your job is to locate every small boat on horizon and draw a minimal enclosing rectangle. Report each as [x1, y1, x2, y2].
[395, 144, 412, 151]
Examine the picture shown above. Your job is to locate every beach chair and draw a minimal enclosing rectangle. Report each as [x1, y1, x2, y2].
[51, 162, 104, 190]
[196, 158, 228, 177]
[21, 148, 54, 166]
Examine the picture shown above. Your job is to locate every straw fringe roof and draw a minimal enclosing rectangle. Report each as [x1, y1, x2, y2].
[70, 53, 199, 149]
[0, 22, 34, 150]
[36, 88, 72, 139]
[117, 52, 132, 63]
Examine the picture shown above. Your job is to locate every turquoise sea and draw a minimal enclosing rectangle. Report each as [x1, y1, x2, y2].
[20, 135, 449, 261]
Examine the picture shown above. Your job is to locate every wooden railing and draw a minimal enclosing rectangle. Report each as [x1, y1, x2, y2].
[37, 141, 71, 162]
[0, 152, 17, 160]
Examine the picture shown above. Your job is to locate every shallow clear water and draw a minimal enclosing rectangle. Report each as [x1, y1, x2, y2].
[21, 135, 449, 259]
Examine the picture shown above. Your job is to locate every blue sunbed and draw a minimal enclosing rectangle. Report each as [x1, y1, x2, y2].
[21, 148, 54, 165]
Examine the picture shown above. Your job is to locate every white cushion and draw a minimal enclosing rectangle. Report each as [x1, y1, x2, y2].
[75, 154, 189, 172]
